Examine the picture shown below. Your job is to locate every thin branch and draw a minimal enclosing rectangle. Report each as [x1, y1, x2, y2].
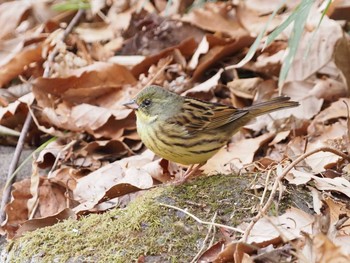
[241, 146, 350, 242]
[159, 203, 244, 233]
[0, 9, 85, 224]
[0, 113, 32, 223]
[44, 9, 85, 77]
[191, 212, 217, 263]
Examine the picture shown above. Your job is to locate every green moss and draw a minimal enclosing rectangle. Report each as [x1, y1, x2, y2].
[6, 173, 306, 262]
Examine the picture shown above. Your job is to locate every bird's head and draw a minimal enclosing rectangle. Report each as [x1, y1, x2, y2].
[123, 85, 182, 120]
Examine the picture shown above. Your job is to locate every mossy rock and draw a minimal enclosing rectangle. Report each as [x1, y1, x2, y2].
[3, 174, 312, 263]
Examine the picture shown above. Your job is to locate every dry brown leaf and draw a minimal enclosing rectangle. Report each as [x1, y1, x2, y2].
[15, 208, 76, 238]
[182, 2, 248, 39]
[48, 167, 78, 191]
[33, 62, 136, 104]
[287, 169, 350, 198]
[0, 42, 43, 88]
[214, 241, 257, 263]
[0, 38, 24, 67]
[228, 77, 263, 99]
[182, 68, 223, 98]
[0, 93, 35, 134]
[142, 158, 179, 183]
[2, 177, 68, 239]
[305, 122, 346, 173]
[334, 36, 350, 93]
[121, 10, 204, 56]
[287, 15, 343, 82]
[75, 22, 114, 43]
[213, 237, 283, 263]
[310, 98, 350, 129]
[236, 0, 294, 36]
[36, 94, 136, 140]
[312, 233, 350, 263]
[188, 35, 210, 70]
[327, 0, 350, 20]
[244, 207, 314, 243]
[73, 154, 155, 213]
[0, 1, 31, 40]
[203, 132, 275, 174]
[198, 240, 227, 262]
[324, 198, 350, 236]
[192, 35, 254, 81]
[247, 42, 287, 77]
[131, 38, 198, 77]
[268, 130, 290, 145]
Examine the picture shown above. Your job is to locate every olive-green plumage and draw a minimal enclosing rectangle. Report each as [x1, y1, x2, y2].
[127, 85, 299, 165]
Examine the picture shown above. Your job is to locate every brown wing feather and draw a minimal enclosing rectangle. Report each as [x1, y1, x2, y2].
[168, 98, 248, 133]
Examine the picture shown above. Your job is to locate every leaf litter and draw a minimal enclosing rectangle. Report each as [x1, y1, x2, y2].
[0, 0, 350, 261]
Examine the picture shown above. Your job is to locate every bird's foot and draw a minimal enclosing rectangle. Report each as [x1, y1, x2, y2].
[172, 163, 205, 185]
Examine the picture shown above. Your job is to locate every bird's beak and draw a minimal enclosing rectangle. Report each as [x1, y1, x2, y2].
[123, 99, 139, 110]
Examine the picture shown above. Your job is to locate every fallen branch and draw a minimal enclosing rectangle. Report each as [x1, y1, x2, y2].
[241, 146, 350, 242]
[159, 203, 244, 233]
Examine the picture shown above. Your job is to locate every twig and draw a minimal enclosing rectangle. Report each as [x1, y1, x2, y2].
[190, 212, 217, 263]
[241, 146, 350, 242]
[144, 56, 172, 87]
[0, 9, 85, 224]
[43, 9, 85, 77]
[48, 140, 77, 177]
[260, 168, 273, 206]
[0, 113, 32, 223]
[159, 203, 244, 233]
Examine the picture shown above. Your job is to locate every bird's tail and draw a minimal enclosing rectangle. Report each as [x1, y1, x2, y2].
[245, 96, 299, 117]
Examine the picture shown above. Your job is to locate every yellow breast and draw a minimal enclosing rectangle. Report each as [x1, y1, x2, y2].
[135, 111, 225, 165]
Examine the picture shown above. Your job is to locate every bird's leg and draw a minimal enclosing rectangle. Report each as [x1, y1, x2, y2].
[174, 163, 205, 185]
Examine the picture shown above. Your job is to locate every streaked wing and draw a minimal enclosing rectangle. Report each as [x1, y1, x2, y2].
[168, 98, 248, 133]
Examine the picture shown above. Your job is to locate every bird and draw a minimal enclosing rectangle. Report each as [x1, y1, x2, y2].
[124, 85, 299, 183]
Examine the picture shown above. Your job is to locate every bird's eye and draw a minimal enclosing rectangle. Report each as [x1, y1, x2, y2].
[143, 99, 151, 106]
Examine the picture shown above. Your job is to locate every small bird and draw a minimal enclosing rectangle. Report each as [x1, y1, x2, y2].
[124, 85, 299, 183]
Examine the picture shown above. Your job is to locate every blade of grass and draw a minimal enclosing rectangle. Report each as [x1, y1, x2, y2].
[225, 0, 288, 70]
[53, 0, 90, 11]
[278, 0, 313, 91]
[304, 0, 332, 58]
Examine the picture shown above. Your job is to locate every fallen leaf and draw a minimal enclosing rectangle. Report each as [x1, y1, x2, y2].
[0, 1, 31, 40]
[312, 233, 350, 263]
[203, 132, 275, 173]
[15, 208, 76, 238]
[33, 62, 136, 104]
[2, 177, 68, 239]
[244, 207, 314, 243]
[188, 35, 210, 70]
[334, 37, 350, 93]
[305, 122, 346, 173]
[182, 68, 223, 97]
[0, 43, 43, 88]
[75, 22, 114, 43]
[73, 157, 154, 213]
[192, 35, 254, 81]
[228, 77, 263, 99]
[287, 15, 343, 82]
[182, 2, 248, 39]
[131, 38, 198, 77]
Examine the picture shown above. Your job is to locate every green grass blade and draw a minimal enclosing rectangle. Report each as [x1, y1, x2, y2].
[52, 1, 90, 11]
[227, 0, 288, 69]
[278, 0, 314, 91]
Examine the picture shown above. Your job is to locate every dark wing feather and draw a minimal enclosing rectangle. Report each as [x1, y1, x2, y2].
[168, 98, 248, 133]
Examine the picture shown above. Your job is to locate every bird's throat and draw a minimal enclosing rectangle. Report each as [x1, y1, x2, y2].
[136, 111, 158, 125]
